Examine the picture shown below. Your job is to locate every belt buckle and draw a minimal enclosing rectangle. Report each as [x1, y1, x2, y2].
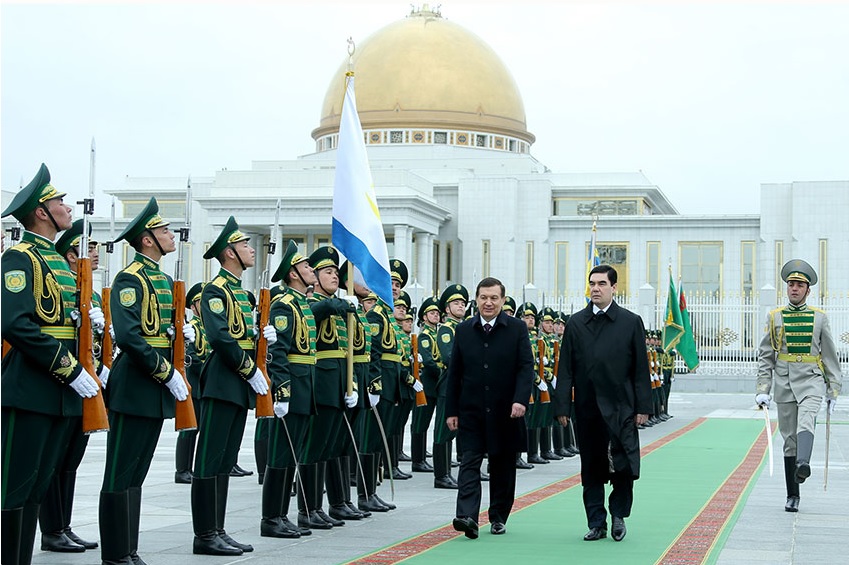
[796, 354, 803, 362]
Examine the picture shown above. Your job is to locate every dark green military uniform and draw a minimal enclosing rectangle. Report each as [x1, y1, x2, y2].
[38, 220, 103, 552]
[260, 240, 318, 538]
[191, 217, 261, 556]
[175, 282, 208, 484]
[2, 164, 86, 565]
[433, 284, 468, 488]
[411, 296, 440, 472]
[391, 290, 416, 480]
[101, 198, 179, 565]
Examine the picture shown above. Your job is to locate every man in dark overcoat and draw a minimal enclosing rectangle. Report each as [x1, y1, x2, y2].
[445, 277, 534, 539]
[555, 264, 652, 543]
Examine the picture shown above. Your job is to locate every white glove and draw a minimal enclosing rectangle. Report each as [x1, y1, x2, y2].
[248, 371, 270, 395]
[417, 353, 423, 363]
[537, 379, 549, 392]
[88, 307, 105, 332]
[182, 322, 196, 343]
[550, 377, 557, 390]
[98, 365, 110, 389]
[273, 401, 289, 419]
[344, 390, 358, 408]
[542, 356, 549, 366]
[342, 295, 359, 309]
[827, 398, 836, 415]
[755, 393, 770, 409]
[262, 324, 278, 345]
[70, 369, 99, 398]
[412, 379, 424, 393]
[165, 369, 189, 401]
[368, 393, 380, 408]
[108, 324, 115, 342]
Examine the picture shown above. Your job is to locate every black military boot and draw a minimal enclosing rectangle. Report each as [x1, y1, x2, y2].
[341, 455, 369, 517]
[255, 434, 268, 486]
[784, 456, 800, 512]
[175, 431, 195, 484]
[411, 433, 434, 472]
[541, 427, 562, 460]
[62, 472, 99, 549]
[432, 441, 457, 489]
[371, 454, 397, 510]
[358, 454, 390, 512]
[298, 463, 332, 529]
[40, 474, 85, 553]
[527, 429, 548, 464]
[2, 507, 23, 565]
[386, 436, 412, 480]
[282, 466, 312, 535]
[315, 460, 345, 526]
[795, 431, 815, 483]
[215, 474, 253, 551]
[327, 457, 361, 521]
[516, 453, 535, 469]
[397, 429, 411, 462]
[261, 467, 301, 538]
[127, 487, 146, 565]
[191, 477, 242, 556]
[99, 491, 134, 564]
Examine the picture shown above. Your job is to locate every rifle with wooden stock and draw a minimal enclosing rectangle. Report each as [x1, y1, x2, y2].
[79, 138, 109, 434]
[172, 177, 197, 432]
[410, 334, 427, 407]
[254, 199, 281, 419]
[100, 198, 115, 369]
[537, 337, 551, 404]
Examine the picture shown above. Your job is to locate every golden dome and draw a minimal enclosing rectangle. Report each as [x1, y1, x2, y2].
[312, 7, 534, 146]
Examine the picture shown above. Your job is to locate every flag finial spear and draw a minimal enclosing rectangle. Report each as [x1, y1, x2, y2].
[347, 37, 356, 75]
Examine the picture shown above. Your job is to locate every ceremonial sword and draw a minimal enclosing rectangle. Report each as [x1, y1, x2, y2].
[761, 405, 774, 477]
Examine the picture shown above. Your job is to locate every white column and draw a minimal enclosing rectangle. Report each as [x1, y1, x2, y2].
[393, 224, 412, 264]
[415, 232, 434, 297]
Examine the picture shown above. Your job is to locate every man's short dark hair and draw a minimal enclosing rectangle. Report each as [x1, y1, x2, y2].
[476, 277, 505, 297]
[589, 264, 617, 285]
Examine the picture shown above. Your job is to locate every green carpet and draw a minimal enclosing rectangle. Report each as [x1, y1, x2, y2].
[353, 418, 765, 565]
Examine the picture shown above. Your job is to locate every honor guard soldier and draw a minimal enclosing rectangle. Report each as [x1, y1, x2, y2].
[392, 290, 419, 479]
[364, 259, 408, 508]
[520, 302, 550, 466]
[554, 311, 579, 457]
[260, 241, 317, 538]
[191, 217, 273, 556]
[432, 284, 469, 489]
[660, 338, 676, 420]
[536, 307, 562, 461]
[2, 165, 102, 565]
[757, 259, 843, 512]
[175, 282, 208, 484]
[300, 246, 359, 529]
[101, 197, 189, 565]
[39, 220, 106, 553]
[502, 296, 517, 317]
[411, 296, 441, 473]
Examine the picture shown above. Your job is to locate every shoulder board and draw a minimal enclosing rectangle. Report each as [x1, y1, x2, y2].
[124, 261, 145, 276]
[809, 306, 826, 314]
[281, 293, 296, 305]
[9, 241, 34, 253]
[769, 307, 783, 316]
[211, 275, 228, 288]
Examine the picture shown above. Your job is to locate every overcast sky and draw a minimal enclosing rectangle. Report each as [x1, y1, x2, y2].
[3, 1, 847, 216]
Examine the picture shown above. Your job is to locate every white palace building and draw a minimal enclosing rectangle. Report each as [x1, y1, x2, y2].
[4, 7, 847, 379]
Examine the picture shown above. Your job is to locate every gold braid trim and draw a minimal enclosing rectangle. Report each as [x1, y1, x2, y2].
[27, 248, 61, 324]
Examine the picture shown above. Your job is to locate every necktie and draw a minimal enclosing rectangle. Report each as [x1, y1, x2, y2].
[483, 323, 492, 334]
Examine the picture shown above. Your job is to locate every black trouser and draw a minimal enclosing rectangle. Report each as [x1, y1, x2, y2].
[193, 398, 247, 479]
[582, 475, 634, 529]
[455, 450, 516, 524]
[39, 415, 89, 534]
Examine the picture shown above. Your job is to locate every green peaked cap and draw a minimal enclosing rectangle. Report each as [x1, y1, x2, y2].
[271, 240, 308, 283]
[115, 197, 169, 243]
[56, 218, 97, 256]
[2, 163, 66, 221]
[204, 216, 249, 260]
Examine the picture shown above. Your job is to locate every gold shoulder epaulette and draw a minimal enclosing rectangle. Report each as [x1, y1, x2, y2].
[125, 261, 144, 276]
[809, 306, 826, 314]
[211, 275, 227, 289]
[9, 241, 33, 253]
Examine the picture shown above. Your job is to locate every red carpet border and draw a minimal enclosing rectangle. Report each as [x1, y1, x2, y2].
[347, 417, 707, 565]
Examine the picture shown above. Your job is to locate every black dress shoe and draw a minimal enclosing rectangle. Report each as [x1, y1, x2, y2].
[193, 533, 243, 555]
[358, 495, 390, 512]
[346, 501, 369, 518]
[65, 528, 98, 549]
[452, 516, 479, 539]
[398, 451, 412, 462]
[566, 446, 580, 455]
[555, 448, 575, 458]
[785, 496, 800, 512]
[281, 516, 311, 535]
[41, 532, 86, 552]
[515, 456, 534, 469]
[129, 549, 147, 565]
[315, 508, 344, 527]
[490, 522, 506, 535]
[412, 461, 435, 472]
[425, 450, 432, 457]
[583, 526, 607, 541]
[450, 460, 459, 468]
[258, 472, 264, 485]
[527, 454, 549, 464]
[175, 470, 193, 484]
[329, 503, 362, 521]
[391, 467, 412, 480]
[434, 475, 459, 489]
[541, 450, 563, 461]
[611, 516, 626, 541]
